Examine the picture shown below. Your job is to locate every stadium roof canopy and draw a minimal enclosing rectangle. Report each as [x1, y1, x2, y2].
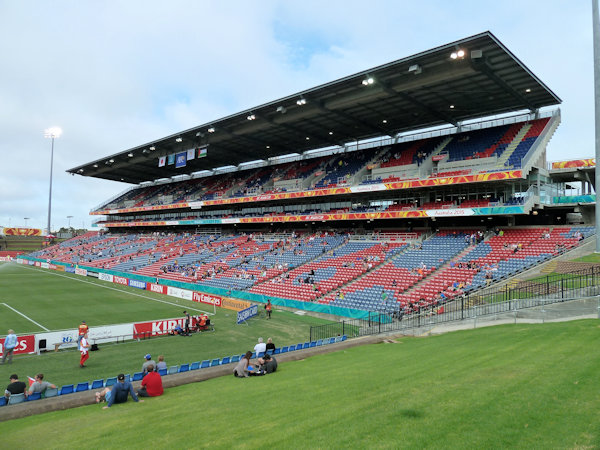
[69, 31, 561, 184]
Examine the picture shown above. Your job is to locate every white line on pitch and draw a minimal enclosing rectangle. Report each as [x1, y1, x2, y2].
[18, 264, 214, 315]
[0, 302, 50, 331]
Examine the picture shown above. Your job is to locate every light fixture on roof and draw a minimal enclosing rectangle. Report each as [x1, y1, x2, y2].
[449, 105, 455, 109]
[450, 49, 465, 59]
[525, 88, 531, 93]
[247, 114, 256, 120]
[78, 168, 84, 173]
[208, 127, 215, 133]
[382, 119, 388, 124]
[266, 145, 270, 149]
[305, 137, 310, 140]
[296, 97, 307, 106]
[93, 164, 98, 168]
[408, 64, 422, 74]
[149, 146, 156, 151]
[127, 152, 134, 157]
[362, 76, 374, 86]
[276, 105, 287, 114]
[109, 158, 114, 163]
[328, 131, 333, 135]
[175, 137, 183, 142]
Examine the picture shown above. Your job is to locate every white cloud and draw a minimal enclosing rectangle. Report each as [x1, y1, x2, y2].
[0, 0, 594, 230]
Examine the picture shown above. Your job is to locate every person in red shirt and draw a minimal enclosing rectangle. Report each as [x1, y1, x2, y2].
[137, 365, 163, 397]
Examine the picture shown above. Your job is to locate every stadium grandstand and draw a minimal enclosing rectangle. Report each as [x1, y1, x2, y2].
[25, 31, 597, 319]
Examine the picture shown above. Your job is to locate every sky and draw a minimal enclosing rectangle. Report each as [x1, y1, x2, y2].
[0, 1, 595, 231]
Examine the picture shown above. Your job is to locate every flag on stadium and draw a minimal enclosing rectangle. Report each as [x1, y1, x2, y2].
[187, 148, 195, 161]
[158, 156, 166, 167]
[27, 376, 36, 387]
[175, 152, 187, 168]
[167, 154, 175, 165]
[198, 147, 207, 158]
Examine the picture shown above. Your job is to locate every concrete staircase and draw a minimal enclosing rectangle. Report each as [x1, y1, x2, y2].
[496, 123, 531, 167]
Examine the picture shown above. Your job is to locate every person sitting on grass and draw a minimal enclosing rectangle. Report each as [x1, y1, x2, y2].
[28, 373, 56, 396]
[102, 373, 143, 409]
[136, 365, 163, 398]
[257, 354, 278, 374]
[233, 351, 253, 378]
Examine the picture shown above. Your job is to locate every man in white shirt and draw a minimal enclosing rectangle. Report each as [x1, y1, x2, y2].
[253, 337, 266, 356]
[80, 332, 90, 368]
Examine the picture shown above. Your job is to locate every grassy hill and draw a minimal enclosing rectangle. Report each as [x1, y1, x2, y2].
[1, 320, 599, 448]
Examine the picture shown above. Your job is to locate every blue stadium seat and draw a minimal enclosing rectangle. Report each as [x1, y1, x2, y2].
[75, 382, 89, 392]
[200, 360, 210, 369]
[210, 358, 220, 367]
[0, 397, 6, 406]
[59, 385, 74, 395]
[168, 365, 178, 375]
[158, 368, 167, 376]
[190, 361, 200, 370]
[91, 379, 104, 389]
[178, 364, 189, 373]
[132, 372, 144, 381]
[221, 356, 231, 365]
[231, 355, 240, 363]
[26, 392, 42, 402]
[8, 393, 26, 405]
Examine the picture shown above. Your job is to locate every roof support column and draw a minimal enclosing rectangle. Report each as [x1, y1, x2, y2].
[593, 0, 600, 252]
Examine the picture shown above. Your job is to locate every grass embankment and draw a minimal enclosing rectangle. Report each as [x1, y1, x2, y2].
[1, 320, 599, 448]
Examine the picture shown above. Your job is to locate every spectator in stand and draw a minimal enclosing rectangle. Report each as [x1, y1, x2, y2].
[102, 373, 143, 409]
[233, 351, 253, 378]
[156, 355, 167, 372]
[5, 374, 27, 401]
[265, 337, 276, 353]
[137, 365, 163, 398]
[254, 338, 266, 356]
[28, 373, 56, 396]
[142, 354, 156, 375]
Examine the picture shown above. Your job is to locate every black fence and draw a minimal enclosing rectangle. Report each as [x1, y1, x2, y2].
[309, 267, 600, 341]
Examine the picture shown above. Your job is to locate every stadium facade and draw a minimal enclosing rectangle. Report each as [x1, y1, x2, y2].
[25, 31, 596, 318]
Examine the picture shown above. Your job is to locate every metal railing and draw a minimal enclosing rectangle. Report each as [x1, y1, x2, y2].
[309, 266, 600, 341]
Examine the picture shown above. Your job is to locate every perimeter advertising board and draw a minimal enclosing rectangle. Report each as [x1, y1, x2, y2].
[0, 335, 36, 356]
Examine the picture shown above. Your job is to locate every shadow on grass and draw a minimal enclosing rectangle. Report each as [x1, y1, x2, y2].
[399, 409, 423, 418]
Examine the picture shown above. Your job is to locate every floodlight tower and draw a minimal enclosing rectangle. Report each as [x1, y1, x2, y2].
[44, 127, 62, 236]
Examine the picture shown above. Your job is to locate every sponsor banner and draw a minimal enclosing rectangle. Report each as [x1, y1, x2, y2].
[189, 201, 204, 209]
[426, 208, 474, 217]
[166, 286, 193, 301]
[114, 276, 128, 285]
[551, 158, 595, 169]
[237, 305, 258, 324]
[0, 334, 35, 356]
[36, 324, 133, 350]
[91, 170, 524, 216]
[552, 195, 596, 204]
[3, 227, 42, 236]
[54, 265, 65, 272]
[41, 262, 50, 269]
[128, 279, 147, 289]
[99, 272, 114, 282]
[17, 258, 25, 264]
[133, 317, 199, 338]
[0, 257, 11, 262]
[34, 261, 41, 267]
[65, 266, 76, 273]
[148, 283, 167, 294]
[75, 268, 88, 276]
[222, 218, 241, 224]
[432, 154, 446, 161]
[192, 292, 222, 306]
[221, 297, 251, 312]
[349, 184, 386, 193]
